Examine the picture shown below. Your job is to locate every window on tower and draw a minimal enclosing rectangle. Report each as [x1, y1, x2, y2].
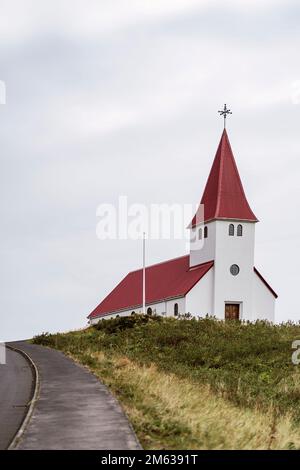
[229, 224, 234, 236]
[237, 224, 243, 236]
[204, 226, 208, 238]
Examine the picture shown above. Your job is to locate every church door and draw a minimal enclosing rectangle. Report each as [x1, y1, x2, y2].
[225, 303, 240, 320]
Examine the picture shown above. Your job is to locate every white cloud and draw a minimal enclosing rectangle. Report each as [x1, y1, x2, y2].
[0, 0, 203, 42]
[0, 0, 292, 43]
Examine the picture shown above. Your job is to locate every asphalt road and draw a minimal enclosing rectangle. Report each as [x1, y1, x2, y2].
[0, 347, 33, 450]
[9, 342, 140, 450]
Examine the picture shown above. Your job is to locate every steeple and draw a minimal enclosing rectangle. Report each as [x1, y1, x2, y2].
[190, 129, 257, 227]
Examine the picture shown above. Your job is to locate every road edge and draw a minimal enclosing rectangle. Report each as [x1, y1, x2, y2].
[68, 352, 143, 450]
[6, 344, 40, 450]
[34, 345, 142, 450]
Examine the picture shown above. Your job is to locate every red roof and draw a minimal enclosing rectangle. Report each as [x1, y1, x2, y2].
[190, 129, 257, 227]
[88, 256, 214, 319]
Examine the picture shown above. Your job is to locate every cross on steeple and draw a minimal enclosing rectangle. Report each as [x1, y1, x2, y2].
[218, 104, 232, 129]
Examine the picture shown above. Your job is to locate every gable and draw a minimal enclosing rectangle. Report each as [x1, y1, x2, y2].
[254, 267, 278, 298]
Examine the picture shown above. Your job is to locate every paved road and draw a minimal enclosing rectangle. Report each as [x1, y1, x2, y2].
[9, 342, 140, 450]
[0, 347, 33, 450]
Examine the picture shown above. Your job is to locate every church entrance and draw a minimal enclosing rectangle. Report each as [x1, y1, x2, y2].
[225, 303, 240, 320]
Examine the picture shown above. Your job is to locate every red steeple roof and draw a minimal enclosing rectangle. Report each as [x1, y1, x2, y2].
[190, 129, 257, 227]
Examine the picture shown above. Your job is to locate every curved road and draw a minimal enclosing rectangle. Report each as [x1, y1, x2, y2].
[0, 347, 33, 449]
[7, 341, 140, 450]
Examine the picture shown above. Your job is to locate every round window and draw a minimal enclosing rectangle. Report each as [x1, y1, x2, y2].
[230, 264, 240, 276]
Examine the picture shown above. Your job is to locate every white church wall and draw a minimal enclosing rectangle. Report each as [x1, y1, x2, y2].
[213, 220, 256, 320]
[253, 272, 275, 322]
[166, 297, 186, 316]
[89, 298, 186, 324]
[185, 267, 214, 317]
[190, 220, 216, 267]
[144, 301, 166, 316]
[189, 219, 257, 320]
[89, 309, 131, 324]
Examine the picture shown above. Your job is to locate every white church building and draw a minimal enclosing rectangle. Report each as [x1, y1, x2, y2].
[88, 128, 277, 324]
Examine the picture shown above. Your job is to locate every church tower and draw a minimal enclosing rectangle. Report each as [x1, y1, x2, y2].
[189, 129, 258, 320]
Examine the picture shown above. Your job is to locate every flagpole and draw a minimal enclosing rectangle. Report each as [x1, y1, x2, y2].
[142, 232, 146, 314]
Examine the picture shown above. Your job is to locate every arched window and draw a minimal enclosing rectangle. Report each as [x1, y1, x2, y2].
[131, 311, 135, 315]
[174, 303, 179, 316]
[198, 228, 202, 240]
[204, 226, 208, 238]
[229, 224, 234, 236]
[237, 224, 243, 236]
[147, 307, 152, 315]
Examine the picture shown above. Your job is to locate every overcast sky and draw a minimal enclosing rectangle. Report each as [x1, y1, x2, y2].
[1, 0, 300, 341]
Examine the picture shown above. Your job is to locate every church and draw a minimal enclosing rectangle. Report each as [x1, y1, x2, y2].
[88, 123, 277, 324]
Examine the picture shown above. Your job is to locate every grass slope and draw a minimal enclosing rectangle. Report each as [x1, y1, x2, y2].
[33, 315, 300, 449]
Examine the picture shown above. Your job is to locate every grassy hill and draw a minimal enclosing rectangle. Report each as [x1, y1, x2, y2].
[33, 315, 300, 449]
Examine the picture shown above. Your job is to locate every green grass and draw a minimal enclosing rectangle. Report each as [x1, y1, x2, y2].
[32, 315, 300, 449]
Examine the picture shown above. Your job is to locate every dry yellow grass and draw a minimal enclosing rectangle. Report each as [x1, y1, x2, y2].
[34, 317, 300, 449]
[90, 351, 300, 450]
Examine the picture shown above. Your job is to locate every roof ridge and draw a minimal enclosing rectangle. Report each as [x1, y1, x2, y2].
[254, 267, 278, 298]
[215, 129, 226, 216]
[129, 254, 189, 274]
[188, 260, 214, 271]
